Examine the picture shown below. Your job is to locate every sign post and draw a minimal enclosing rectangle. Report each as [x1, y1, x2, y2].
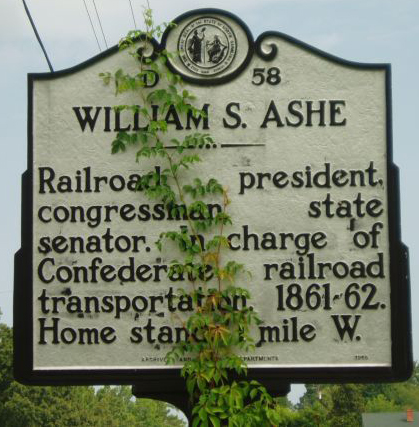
[15, 8, 411, 397]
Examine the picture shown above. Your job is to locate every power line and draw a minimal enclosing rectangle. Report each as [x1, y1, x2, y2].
[22, 0, 54, 72]
[128, 0, 137, 29]
[82, 0, 101, 52]
[92, 0, 108, 49]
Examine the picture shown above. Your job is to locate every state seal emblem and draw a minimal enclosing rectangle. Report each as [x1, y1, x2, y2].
[178, 16, 237, 76]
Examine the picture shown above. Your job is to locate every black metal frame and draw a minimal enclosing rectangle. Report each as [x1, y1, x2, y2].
[14, 8, 412, 389]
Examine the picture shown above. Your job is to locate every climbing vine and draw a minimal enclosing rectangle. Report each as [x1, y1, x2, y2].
[100, 6, 281, 426]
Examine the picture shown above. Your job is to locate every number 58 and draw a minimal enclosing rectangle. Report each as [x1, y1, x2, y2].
[251, 67, 281, 85]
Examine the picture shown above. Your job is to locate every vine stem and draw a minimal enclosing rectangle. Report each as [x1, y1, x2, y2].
[165, 150, 208, 279]
[164, 148, 229, 376]
[108, 15, 278, 420]
[215, 190, 229, 292]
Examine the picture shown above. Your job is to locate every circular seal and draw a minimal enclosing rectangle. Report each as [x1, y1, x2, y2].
[178, 17, 237, 76]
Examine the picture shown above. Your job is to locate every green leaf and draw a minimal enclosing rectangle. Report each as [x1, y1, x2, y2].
[199, 406, 208, 422]
[209, 415, 220, 427]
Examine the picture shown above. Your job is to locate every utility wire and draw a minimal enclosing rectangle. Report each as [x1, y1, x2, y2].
[22, 0, 54, 72]
[82, 0, 102, 52]
[92, 0, 108, 49]
[128, 0, 137, 29]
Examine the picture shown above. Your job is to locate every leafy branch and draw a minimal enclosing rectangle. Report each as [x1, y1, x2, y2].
[102, 6, 279, 426]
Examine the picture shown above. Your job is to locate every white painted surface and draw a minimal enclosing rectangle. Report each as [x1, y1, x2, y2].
[32, 18, 391, 370]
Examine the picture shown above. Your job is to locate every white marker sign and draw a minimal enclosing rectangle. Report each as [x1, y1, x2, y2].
[15, 9, 411, 385]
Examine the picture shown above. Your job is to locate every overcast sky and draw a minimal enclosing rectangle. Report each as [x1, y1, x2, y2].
[1, 0, 418, 402]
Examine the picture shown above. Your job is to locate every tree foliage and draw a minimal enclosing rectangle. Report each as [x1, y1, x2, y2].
[294, 371, 419, 427]
[0, 321, 185, 426]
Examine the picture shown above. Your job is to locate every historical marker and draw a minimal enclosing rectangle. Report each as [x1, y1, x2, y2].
[15, 9, 411, 386]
